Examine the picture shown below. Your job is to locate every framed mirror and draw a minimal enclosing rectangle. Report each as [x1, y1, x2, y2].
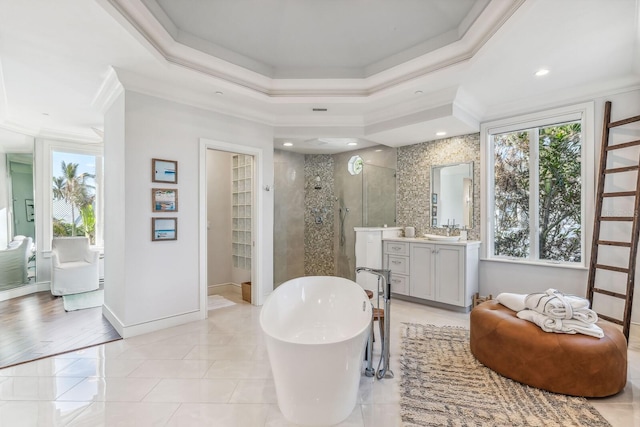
[431, 162, 473, 228]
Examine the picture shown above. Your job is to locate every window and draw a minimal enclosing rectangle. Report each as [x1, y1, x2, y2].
[482, 104, 594, 266]
[51, 150, 103, 246]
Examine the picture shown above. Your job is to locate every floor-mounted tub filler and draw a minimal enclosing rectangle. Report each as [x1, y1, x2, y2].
[260, 276, 372, 426]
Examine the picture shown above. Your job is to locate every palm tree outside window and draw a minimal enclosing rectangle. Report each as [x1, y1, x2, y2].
[52, 152, 98, 244]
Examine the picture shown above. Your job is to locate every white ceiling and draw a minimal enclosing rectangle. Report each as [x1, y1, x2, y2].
[147, 0, 487, 78]
[0, 0, 638, 154]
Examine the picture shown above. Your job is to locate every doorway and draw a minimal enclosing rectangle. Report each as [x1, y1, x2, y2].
[204, 146, 256, 310]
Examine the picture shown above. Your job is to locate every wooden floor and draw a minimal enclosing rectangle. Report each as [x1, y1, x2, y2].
[0, 291, 121, 368]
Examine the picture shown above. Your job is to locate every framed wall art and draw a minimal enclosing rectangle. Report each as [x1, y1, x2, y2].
[152, 158, 178, 184]
[152, 217, 177, 241]
[152, 188, 178, 212]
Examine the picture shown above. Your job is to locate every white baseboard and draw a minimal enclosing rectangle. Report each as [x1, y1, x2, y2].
[0, 281, 51, 302]
[208, 282, 240, 288]
[102, 304, 205, 339]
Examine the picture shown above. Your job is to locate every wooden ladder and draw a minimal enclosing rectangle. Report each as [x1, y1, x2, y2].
[587, 101, 640, 341]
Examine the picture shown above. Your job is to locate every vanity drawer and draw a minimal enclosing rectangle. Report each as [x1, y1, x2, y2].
[384, 241, 409, 256]
[389, 274, 408, 295]
[387, 255, 410, 275]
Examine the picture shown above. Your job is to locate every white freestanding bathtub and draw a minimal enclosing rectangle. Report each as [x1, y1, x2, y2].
[260, 276, 372, 426]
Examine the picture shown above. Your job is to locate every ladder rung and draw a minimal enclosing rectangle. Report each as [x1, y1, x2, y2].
[595, 264, 630, 273]
[608, 115, 640, 128]
[604, 165, 639, 174]
[593, 288, 628, 299]
[605, 139, 640, 151]
[600, 216, 634, 221]
[602, 191, 636, 197]
[597, 240, 632, 247]
[596, 313, 624, 325]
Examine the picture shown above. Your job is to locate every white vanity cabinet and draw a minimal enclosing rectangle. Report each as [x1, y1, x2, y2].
[383, 238, 480, 311]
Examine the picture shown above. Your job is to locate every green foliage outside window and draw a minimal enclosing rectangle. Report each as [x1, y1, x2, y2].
[494, 122, 581, 262]
[52, 161, 96, 244]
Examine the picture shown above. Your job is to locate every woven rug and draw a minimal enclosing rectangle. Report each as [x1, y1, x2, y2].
[400, 323, 611, 427]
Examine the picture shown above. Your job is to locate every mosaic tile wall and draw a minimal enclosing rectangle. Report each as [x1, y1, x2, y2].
[397, 133, 481, 241]
[304, 154, 335, 276]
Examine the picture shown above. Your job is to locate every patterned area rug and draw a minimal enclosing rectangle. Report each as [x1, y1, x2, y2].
[401, 324, 611, 427]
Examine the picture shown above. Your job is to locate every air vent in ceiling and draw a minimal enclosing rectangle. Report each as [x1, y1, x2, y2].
[312, 108, 328, 112]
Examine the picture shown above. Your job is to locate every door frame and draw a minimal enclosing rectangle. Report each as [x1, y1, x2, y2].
[199, 139, 265, 315]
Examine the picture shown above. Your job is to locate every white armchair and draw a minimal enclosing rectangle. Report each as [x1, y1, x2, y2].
[51, 236, 99, 296]
[0, 236, 33, 287]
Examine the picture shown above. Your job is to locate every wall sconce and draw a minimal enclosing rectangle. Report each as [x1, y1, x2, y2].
[314, 176, 322, 190]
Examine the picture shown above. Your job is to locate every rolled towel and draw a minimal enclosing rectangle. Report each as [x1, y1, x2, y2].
[496, 293, 527, 312]
[516, 310, 604, 339]
[525, 288, 596, 321]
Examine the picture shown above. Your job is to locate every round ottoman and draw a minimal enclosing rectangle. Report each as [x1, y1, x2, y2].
[470, 300, 627, 397]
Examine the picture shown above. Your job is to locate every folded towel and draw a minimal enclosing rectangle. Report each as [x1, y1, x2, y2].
[496, 293, 527, 312]
[516, 309, 604, 338]
[525, 288, 597, 322]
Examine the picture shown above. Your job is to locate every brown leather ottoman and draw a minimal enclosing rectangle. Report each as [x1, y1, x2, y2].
[470, 300, 627, 397]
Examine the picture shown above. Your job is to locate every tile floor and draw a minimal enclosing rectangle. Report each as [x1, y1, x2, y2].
[0, 286, 637, 426]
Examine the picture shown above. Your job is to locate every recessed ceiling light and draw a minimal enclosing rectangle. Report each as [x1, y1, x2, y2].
[42, 112, 49, 116]
[374, 149, 383, 152]
[347, 142, 358, 146]
[215, 91, 224, 95]
[534, 69, 549, 77]
[415, 90, 424, 95]
[283, 142, 293, 147]
[436, 131, 447, 136]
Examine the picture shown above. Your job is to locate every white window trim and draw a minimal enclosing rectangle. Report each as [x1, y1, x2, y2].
[480, 102, 595, 268]
[37, 139, 104, 252]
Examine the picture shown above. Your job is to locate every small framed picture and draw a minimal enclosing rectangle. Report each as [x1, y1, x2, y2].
[432, 193, 438, 204]
[432, 217, 438, 227]
[152, 217, 177, 241]
[152, 188, 178, 212]
[152, 158, 178, 184]
[432, 205, 437, 217]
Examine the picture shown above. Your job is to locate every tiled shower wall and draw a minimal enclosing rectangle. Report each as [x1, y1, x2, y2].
[273, 150, 305, 286]
[396, 133, 481, 240]
[304, 154, 335, 276]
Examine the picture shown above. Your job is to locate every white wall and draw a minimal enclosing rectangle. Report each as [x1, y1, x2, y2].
[207, 150, 232, 286]
[479, 88, 640, 323]
[104, 89, 274, 337]
[0, 152, 8, 248]
[103, 91, 127, 321]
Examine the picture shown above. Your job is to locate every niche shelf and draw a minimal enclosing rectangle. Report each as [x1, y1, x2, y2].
[232, 154, 252, 270]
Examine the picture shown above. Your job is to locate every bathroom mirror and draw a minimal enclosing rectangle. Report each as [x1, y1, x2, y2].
[431, 162, 473, 228]
[0, 128, 36, 291]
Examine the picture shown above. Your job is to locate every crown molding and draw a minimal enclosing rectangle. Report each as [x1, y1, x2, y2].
[92, 67, 125, 114]
[103, 0, 525, 98]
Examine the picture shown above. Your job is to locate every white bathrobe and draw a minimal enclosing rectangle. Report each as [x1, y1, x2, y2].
[524, 288, 598, 323]
[516, 309, 605, 339]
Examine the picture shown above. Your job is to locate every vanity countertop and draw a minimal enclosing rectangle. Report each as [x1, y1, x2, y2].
[354, 226, 403, 231]
[383, 237, 481, 246]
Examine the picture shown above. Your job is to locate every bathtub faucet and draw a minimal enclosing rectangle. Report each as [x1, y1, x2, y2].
[354, 267, 391, 300]
[355, 267, 394, 380]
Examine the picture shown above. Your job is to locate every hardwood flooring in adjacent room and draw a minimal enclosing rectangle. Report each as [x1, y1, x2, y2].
[0, 291, 121, 368]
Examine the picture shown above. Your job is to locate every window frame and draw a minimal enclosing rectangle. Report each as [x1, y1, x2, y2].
[480, 103, 595, 268]
[37, 140, 104, 252]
